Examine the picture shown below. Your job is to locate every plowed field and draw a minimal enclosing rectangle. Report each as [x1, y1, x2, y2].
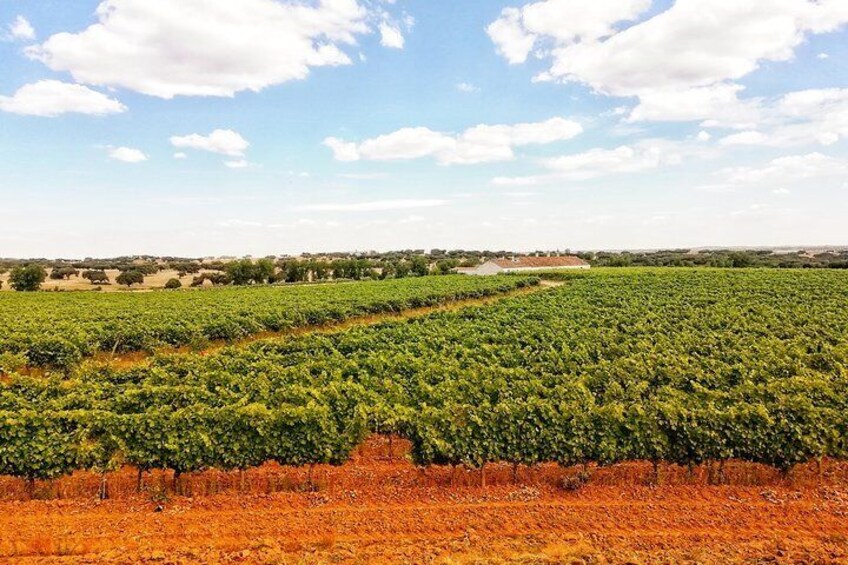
[1, 438, 846, 564]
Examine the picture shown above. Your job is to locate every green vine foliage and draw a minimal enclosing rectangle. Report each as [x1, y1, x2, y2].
[0, 275, 537, 370]
[0, 269, 847, 484]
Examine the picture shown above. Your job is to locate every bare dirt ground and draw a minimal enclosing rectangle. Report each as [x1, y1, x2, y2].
[1, 437, 846, 564]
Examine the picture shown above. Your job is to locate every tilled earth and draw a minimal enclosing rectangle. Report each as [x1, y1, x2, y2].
[1, 441, 846, 564]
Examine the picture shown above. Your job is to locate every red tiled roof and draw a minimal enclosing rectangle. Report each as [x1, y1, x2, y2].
[491, 256, 589, 269]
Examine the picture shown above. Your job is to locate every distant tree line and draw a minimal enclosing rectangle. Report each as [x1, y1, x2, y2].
[4, 248, 847, 292]
[582, 249, 848, 269]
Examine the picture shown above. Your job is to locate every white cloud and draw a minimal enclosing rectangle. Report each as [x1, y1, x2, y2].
[457, 82, 479, 93]
[493, 139, 690, 185]
[486, 8, 537, 64]
[544, 145, 670, 178]
[715, 153, 848, 187]
[487, 0, 651, 64]
[108, 146, 148, 163]
[324, 117, 583, 165]
[359, 127, 455, 161]
[716, 88, 848, 147]
[173, 152, 188, 160]
[696, 130, 712, 142]
[296, 199, 448, 212]
[627, 83, 762, 128]
[8, 16, 35, 41]
[323, 137, 361, 162]
[719, 131, 770, 146]
[170, 129, 249, 157]
[491, 0, 848, 124]
[772, 88, 848, 144]
[0, 80, 126, 117]
[224, 159, 250, 169]
[379, 22, 404, 48]
[26, 0, 399, 98]
[818, 52, 830, 59]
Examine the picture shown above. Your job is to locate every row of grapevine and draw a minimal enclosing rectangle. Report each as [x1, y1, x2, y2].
[1, 269, 846, 488]
[0, 275, 537, 369]
[0, 401, 369, 485]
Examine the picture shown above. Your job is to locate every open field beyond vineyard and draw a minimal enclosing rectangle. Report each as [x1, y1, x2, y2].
[1, 268, 848, 563]
[0, 268, 210, 293]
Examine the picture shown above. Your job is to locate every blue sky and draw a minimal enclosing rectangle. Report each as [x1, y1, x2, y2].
[1, 0, 847, 257]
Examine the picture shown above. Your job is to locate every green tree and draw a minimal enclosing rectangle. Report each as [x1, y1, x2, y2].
[50, 267, 79, 280]
[9, 264, 47, 291]
[82, 270, 110, 284]
[434, 259, 459, 275]
[116, 270, 144, 287]
[409, 256, 430, 277]
[255, 258, 276, 284]
[225, 259, 257, 285]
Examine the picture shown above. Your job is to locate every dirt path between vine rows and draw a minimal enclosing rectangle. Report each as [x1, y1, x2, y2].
[1, 438, 846, 564]
[92, 280, 562, 370]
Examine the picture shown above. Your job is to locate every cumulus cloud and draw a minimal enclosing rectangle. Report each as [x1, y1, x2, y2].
[170, 129, 249, 157]
[457, 82, 479, 93]
[26, 0, 401, 98]
[716, 153, 848, 186]
[173, 152, 188, 160]
[296, 199, 448, 212]
[544, 145, 671, 177]
[379, 22, 404, 48]
[0, 80, 126, 117]
[355, 127, 457, 161]
[108, 146, 148, 163]
[487, 0, 650, 64]
[486, 8, 538, 64]
[323, 137, 361, 162]
[719, 131, 770, 146]
[717, 88, 848, 147]
[7, 16, 35, 41]
[490, 0, 848, 124]
[628, 84, 763, 128]
[224, 159, 251, 169]
[324, 117, 583, 165]
[492, 139, 691, 186]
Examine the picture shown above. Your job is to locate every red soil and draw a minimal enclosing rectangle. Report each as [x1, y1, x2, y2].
[1, 437, 846, 564]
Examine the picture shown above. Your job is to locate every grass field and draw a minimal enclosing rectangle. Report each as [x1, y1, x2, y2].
[0, 268, 207, 292]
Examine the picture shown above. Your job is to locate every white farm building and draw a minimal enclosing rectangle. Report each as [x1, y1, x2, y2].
[461, 256, 590, 275]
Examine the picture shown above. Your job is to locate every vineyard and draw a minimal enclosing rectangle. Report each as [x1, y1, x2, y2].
[1, 268, 847, 494]
[0, 274, 535, 370]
